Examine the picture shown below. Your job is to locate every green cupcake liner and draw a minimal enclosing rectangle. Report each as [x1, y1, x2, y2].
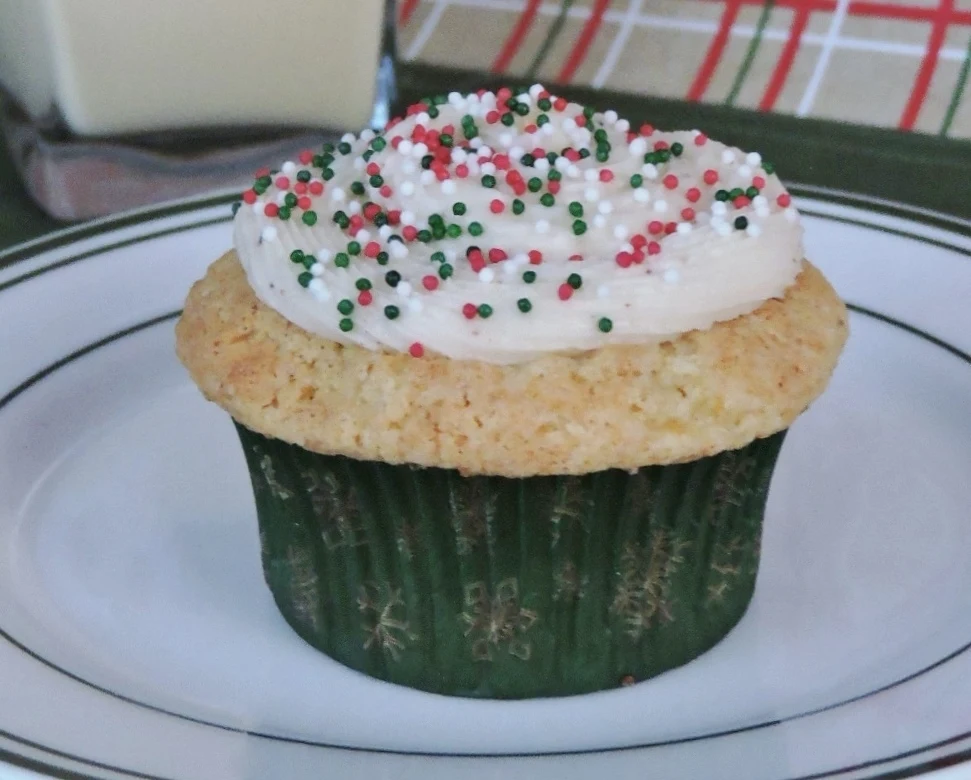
[236, 423, 786, 699]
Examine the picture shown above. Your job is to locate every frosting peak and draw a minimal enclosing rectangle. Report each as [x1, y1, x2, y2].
[234, 85, 803, 364]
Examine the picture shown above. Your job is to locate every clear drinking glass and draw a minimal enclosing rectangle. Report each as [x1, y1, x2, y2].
[0, 0, 398, 220]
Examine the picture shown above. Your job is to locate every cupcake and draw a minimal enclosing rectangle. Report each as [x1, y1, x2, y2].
[176, 85, 847, 699]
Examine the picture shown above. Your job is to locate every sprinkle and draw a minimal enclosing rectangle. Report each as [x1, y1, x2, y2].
[584, 187, 600, 203]
[734, 216, 749, 230]
[536, 219, 550, 234]
[676, 222, 692, 235]
[558, 283, 574, 301]
[584, 169, 599, 182]
[478, 303, 493, 318]
[337, 299, 354, 316]
[339, 318, 353, 332]
[613, 224, 629, 240]
[746, 152, 762, 166]
[261, 226, 278, 242]
[663, 269, 680, 284]
[384, 305, 400, 320]
[309, 280, 329, 300]
[598, 200, 613, 215]
[598, 317, 613, 333]
[523, 270, 537, 283]
[572, 220, 587, 235]
[469, 221, 484, 236]
[746, 223, 763, 238]
[737, 164, 753, 179]
[397, 281, 413, 297]
[633, 188, 650, 204]
[409, 342, 425, 358]
[653, 200, 669, 213]
[722, 150, 736, 165]
[641, 164, 659, 180]
[685, 187, 701, 203]
[490, 199, 505, 214]
[663, 174, 679, 190]
[517, 298, 532, 313]
[479, 268, 495, 283]
[597, 284, 610, 299]
[439, 263, 454, 278]
[711, 201, 728, 216]
[777, 193, 792, 207]
[593, 215, 607, 228]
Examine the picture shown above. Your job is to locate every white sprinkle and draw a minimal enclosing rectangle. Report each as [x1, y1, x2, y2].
[597, 284, 610, 299]
[541, 123, 555, 136]
[746, 151, 762, 166]
[400, 181, 416, 197]
[598, 200, 614, 215]
[503, 260, 520, 275]
[616, 119, 630, 133]
[260, 226, 278, 242]
[584, 186, 600, 203]
[498, 133, 514, 148]
[746, 223, 763, 238]
[529, 83, 545, 98]
[340, 133, 355, 144]
[562, 117, 577, 132]
[412, 142, 429, 159]
[481, 162, 497, 176]
[309, 280, 330, 300]
[360, 129, 375, 142]
[441, 180, 457, 195]
[629, 137, 648, 156]
[584, 169, 599, 182]
[633, 188, 650, 204]
[711, 201, 727, 216]
[467, 160, 481, 176]
[516, 94, 531, 108]
[330, 187, 346, 203]
[714, 221, 732, 237]
[663, 269, 680, 284]
[593, 214, 607, 228]
[567, 165, 581, 179]
[470, 137, 484, 149]
[555, 156, 571, 172]
[676, 222, 692, 235]
[415, 112, 430, 125]
[281, 161, 297, 175]
[752, 195, 768, 209]
[653, 199, 669, 213]
[354, 156, 368, 171]
[401, 210, 416, 225]
[621, 242, 634, 253]
[467, 104, 483, 119]
[613, 224, 629, 240]
[756, 206, 770, 219]
[603, 109, 619, 124]
[722, 149, 736, 165]
[402, 160, 418, 175]
[348, 200, 362, 215]
[408, 298, 423, 313]
[785, 207, 800, 222]
[534, 158, 550, 173]
[391, 242, 409, 259]
[507, 146, 524, 162]
[478, 268, 495, 283]
[397, 281, 413, 297]
[251, 202, 263, 214]
[275, 191, 288, 206]
[379, 225, 393, 239]
[317, 249, 332, 264]
[448, 91, 464, 105]
[357, 229, 372, 243]
[311, 263, 324, 277]
[536, 219, 550, 234]
[737, 164, 752, 179]
[641, 163, 659, 179]
[478, 146, 494, 159]
[398, 139, 414, 156]
[452, 148, 468, 163]
[446, 249, 458, 262]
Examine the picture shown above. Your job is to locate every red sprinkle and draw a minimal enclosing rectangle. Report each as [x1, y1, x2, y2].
[380, 185, 393, 198]
[299, 150, 314, 165]
[275, 176, 290, 190]
[639, 124, 655, 137]
[558, 283, 574, 301]
[685, 187, 701, 203]
[255, 166, 270, 178]
[455, 164, 470, 179]
[488, 248, 508, 263]
[348, 215, 365, 233]
[524, 124, 538, 134]
[615, 251, 633, 268]
[390, 136, 403, 149]
[694, 133, 708, 146]
[777, 193, 792, 207]
[664, 222, 678, 235]
[358, 290, 373, 306]
[468, 251, 486, 273]
[648, 220, 664, 235]
[647, 241, 662, 256]
[548, 180, 561, 195]
[485, 110, 501, 125]
[309, 181, 324, 196]
[242, 190, 257, 204]
[654, 140, 669, 151]
[409, 342, 425, 358]
[490, 199, 505, 214]
[575, 114, 587, 128]
[599, 169, 614, 183]
[734, 195, 751, 208]
[753, 176, 766, 189]
[422, 275, 439, 291]
[493, 154, 511, 170]
[364, 241, 381, 258]
[553, 97, 568, 111]
[294, 182, 308, 195]
[569, 254, 584, 262]
[297, 196, 312, 211]
[402, 225, 419, 241]
[264, 203, 279, 218]
[497, 87, 513, 101]
[441, 124, 455, 136]
[564, 148, 581, 162]
[631, 234, 647, 250]
[462, 303, 478, 319]
[435, 169, 450, 182]
[632, 249, 646, 264]
[681, 207, 696, 221]
[663, 174, 679, 190]
[528, 250, 543, 265]
[366, 163, 381, 176]
[703, 169, 719, 186]
[387, 209, 402, 226]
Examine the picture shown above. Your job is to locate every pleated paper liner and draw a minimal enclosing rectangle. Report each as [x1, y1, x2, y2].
[236, 424, 786, 699]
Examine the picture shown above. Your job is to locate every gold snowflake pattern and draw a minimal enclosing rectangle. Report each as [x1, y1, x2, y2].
[299, 466, 366, 550]
[705, 535, 754, 606]
[448, 479, 491, 555]
[249, 446, 294, 501]
[284, 543, 323, 633]
[553, 561, 587, 603]
[460, 578, 538, 662]
[550, 477, 589, 546]
[358, 583, 416, 662]
[710, 450, 757, 518]
[610, 530, 690, 640]
[396, 522, 419, 561]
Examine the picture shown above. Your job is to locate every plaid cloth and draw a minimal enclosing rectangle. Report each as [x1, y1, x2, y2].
[398, 0, 971, 138]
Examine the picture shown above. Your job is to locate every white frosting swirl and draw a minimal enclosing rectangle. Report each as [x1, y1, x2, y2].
[234, 86, 803, 364]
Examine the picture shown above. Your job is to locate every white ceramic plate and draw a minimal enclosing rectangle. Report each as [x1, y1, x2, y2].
[1, 189, 970, 780]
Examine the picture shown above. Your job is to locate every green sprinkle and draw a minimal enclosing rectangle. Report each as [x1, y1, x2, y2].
[431, 251, 446, 263]
[427, 106, 440, 119]
[231, 202, 241, 215]
[522, 270, 536, 283]
[369, 175, 384, 188]
[644, 152, 658, 165]
[334, 253, 350, 268]
[351, 181, 366, 196]
[322, 142, 335, 153]
[432, 224, 446, 240]
[322, 168, 335, 181]
[538, 98, 552, 111]
[477, 304, 493, 318]
[355, 278, 372, 291]
[515, 102, 530, 116]
[348, 241, 362, 256]
[512, 199, 525, 215]
[579, 148, 591, 159]
[439, 263, 454, 279]
[714, 190, 730, 202]
[763, 161, 775, 174]
[446, 224, 462, 238]
[421, 155, 434, 170]
[440, 133, 453, 147]
[598, 317, 613, 333]
[528, 177, 542, 193]
[594, 129, 608, 143]
[376, 251, 389, 266]
[572, 220, 587, 236]
[468, 222, 484, 236]
[537, 114, 550, 126]
[417, 229, 432, 243]
[385, 270, 401, 287]
[746, 186, 759, 198]
[362, 150, 374, 163]
[312, 155, 326, 168]
[481, 174, 497, 188]
[540, 193, 555, 207]
[568, 201, 583, 217]
[290, 249, 306, 263]
[517, 298, 532, 313]
[500, 112, 515, 127]
[429, 211, 445, 226]
[337, 299, 354, 315]
[256, 175, 271, 188]
[461, 114, 475, 126]
[567, 273, 582, 290]
[630, 174, 643, 188]
[505, 98, 518, 109]
[729, 188, 745, 199]
[296, 170, 312, 183]
[339, 318, 353, 333]
[253, 182, 267, 195]
[277, 207, 291, 221]
[384, 305, 400, 320]
[297, 272, 313, 288]
[548, 169, 562, 182]
[371, 137, 387, 151]
[320, 153, 335, 166]
[671, 142, 684, 157]
[583, 106, 595, 119]
[656, 149, 671, 163]
[452, 202, 467, 216]
[521, 154, 536, 167]
[302, 255, 316, 269]
[337, 142, 352, 155]
[734, 216, 749, 230]
[302, 211, 318, 226]
[374, 213, 388, 227]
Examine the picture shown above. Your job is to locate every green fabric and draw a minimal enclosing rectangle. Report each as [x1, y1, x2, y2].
[2, 63, 971, 254]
